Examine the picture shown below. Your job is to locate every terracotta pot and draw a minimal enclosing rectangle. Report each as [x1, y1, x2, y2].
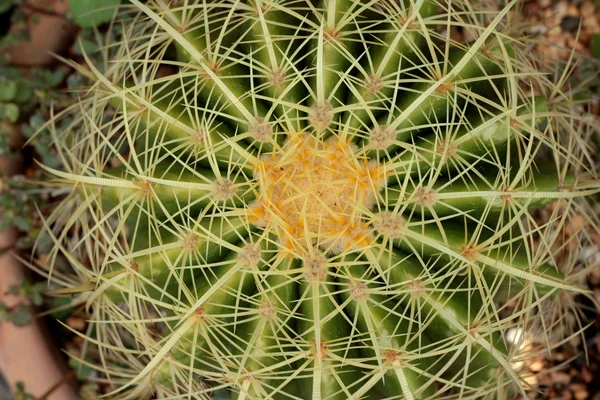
[0, 59, 77, 400]
[6, 0, 78, 66]
[0, 228, 78, 400]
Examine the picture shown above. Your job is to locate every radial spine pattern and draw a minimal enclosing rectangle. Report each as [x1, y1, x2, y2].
[42, 0, 600, 399]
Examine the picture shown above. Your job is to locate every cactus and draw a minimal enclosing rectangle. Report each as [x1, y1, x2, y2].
[41, 0, 600, 398]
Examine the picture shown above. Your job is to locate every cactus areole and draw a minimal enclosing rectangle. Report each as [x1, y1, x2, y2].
[43, 0, 599, 398]
[250, 133, 387, 254]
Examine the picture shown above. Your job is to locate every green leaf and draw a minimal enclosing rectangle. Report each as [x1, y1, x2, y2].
[212, 389, 232, 400]
[0, 0, 14, 14]
[591, 34, 600, 59]
[74, 38, 100, 56]
[69, 357, 95, 379]
[0, 301, 8, 321]
[49, 297, 72, 321]
[11, 216, 30, 231]
[14, 381, 36, 400]
[31, 284, 46, 306]
[9, 305, 32, 326]
[0, 80, 17, 102]
[573, 90, 590, 102]
[0, 102, 20, 122]
[13, 80, 34, 103]
[68, 0, 120, 28]
[45, 69, 65, 87]
[80, 383, 100, 400]
[7, 283, 20, 296]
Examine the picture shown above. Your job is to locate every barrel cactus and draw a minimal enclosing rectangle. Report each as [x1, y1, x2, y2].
[41, 0, 599, 398]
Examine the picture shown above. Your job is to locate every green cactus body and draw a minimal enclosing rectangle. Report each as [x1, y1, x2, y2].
[42, 0, 600, 398]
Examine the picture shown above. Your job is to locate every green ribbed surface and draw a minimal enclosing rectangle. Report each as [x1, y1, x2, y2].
[43, 0, 598, 399]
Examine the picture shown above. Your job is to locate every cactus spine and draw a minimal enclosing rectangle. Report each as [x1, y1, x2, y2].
[42, 0, 599, 398]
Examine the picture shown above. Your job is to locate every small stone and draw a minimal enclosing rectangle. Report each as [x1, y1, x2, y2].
[583, 16, 599, 30]
[538, 371, 552, 385]
[566, 5, 580, 16]
[582, 366, 593, 383]
[562, 390, 574, 400]
[523, 2, 539, 17]
[524, 373, 538, 386]
[463, 29, 475, 42]
[529, 23, 549, 35]
[530, 360, 544, 372]
[550, 371, 571, 385]
[548, 25, 563, 36]
[449, 27, 463, 42]
[571, 383, 589, 400]
[556, 1, 569, 17]
[67, 316, 86, 331]
[561, 15, 582, 33]
[580, 31, 591, 44]
[564, 36, 583, 50]
[543, 8, 557, 20]
[568, 335, 581, 347]
[539, 0, 551, 8]
[591, 267, 600, 286]
[558, 46, 573, 59]
[581, 1, 597, 16]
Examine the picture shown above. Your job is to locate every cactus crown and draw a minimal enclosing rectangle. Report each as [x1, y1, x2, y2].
[40, 0, 600, 399]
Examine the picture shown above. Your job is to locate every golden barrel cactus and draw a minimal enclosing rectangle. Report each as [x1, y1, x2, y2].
[41, 0, 600, 398]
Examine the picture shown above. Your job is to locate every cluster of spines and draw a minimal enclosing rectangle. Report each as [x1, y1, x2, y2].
[36, 0, 600, 399]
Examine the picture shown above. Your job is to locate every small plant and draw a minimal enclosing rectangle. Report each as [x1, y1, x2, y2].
[41, 0, 600, 398]
[11, 381, 36, 400]
[0, 278, 46, 326]
[68, 0, 120, 28]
